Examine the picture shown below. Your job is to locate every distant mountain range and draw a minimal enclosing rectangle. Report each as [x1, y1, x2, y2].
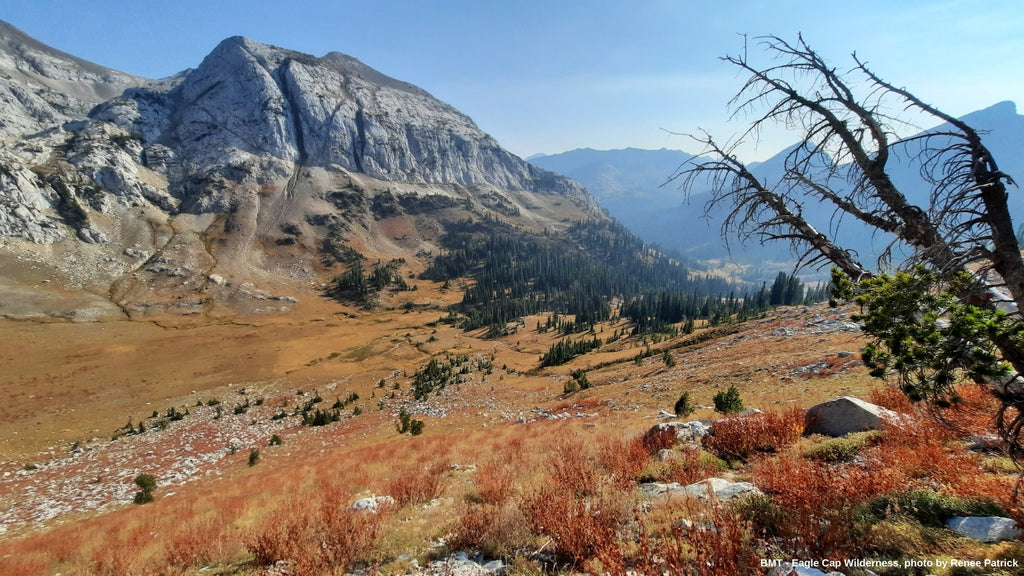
[531, 101, 1024, 279]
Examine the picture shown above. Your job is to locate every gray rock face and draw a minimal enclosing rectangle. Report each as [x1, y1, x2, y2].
[86, 35, 592, 213]
[0, 20, 605, 321]
[947, 516, 1023, 543]
[0, 155, 63, 242]
[0, 26, 597, 246]
[804, 396, 898, 437]
[0, 21, 146, 139]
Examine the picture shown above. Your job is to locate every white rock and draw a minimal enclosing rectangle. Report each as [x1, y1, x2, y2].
[639, 478, 762, 502]
[350, 495, 395, 513]
[947, 516, 1023, 542]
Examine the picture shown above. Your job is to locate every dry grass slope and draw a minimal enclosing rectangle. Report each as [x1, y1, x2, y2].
[1, 295, 1021, 575]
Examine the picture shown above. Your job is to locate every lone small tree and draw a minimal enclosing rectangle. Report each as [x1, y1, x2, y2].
[676, 34, 1024, 484]
[132, 473, 157, 504]
[674, 391, 695, 417]
[713, 385, 744, 415]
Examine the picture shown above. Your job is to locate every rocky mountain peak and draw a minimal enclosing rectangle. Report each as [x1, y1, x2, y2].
[0, 22, 599, 321]
[0, 21, 146, 139]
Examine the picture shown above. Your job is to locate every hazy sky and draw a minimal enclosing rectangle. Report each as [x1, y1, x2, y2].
[3, 1, 1022, 161]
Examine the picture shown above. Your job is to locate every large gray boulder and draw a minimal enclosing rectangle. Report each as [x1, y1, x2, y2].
[804, 396, 898, 437]
[947, 516, 1023, 542]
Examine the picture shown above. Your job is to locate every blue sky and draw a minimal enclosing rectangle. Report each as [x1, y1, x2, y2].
[3, 1, 1022, 161]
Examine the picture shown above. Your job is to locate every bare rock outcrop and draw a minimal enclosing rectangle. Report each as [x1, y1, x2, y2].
[0, 20, 602, 319]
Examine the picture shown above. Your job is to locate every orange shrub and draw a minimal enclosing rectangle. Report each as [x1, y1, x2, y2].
[245, 496, 386, 576]
[386, 462, 448, 507]
[0, 554, 49, 576]
[637, 503, 758, 576]
[703, 408, 805, 461]
[666, 446, 723, 486]
[942, 384, 1003, 435]
[523, 486, 625, 567]
[549, 439, 599, 497]
[865, 417, 974, 484]
[164, 518, 225, 569]
[868, 384, 913, 412]
[752, 455, 897, 558]
[446, 502, 532, 558]
[642, 426, 679, 454]
[475, 458, 517, 505]
[599, 435, 650, 487]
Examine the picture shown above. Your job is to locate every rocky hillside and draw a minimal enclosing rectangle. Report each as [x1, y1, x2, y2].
[0, 21, 598, 321]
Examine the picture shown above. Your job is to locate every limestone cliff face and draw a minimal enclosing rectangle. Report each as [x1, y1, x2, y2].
[156, 36, 588, 207]
[0, 22, 599, 319]
[0, 21, 145, 139]
[0, 28, 595, 242]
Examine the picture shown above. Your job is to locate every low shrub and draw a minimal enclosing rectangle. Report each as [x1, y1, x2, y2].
[803, 430, 883, 463]
[396, 408, 425, 435]
[702, 408, 805, 462]
[868, 384, 914, 412]
[752, 455, 898, 558]
[636, 502, 759, 576]
[386, 463, 447, 507]
[732, 493, 790, 539]
[549, 439, 599, 496]
[599, 435, 650, 487]
[523, 486, 627, 568]
[864, 489, 1007, 527]
[474, 459, 517, 505]
[667, 446, 726, 485]
[674, 391, 694, 417]
[245, 497, 385, 576]
[132, 473, 157, 505]
[164, 518, 224, 570]
[446, 502, 532, 559]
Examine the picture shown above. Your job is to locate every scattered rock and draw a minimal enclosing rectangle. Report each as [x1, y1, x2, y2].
[767, 563, 844, 576]
[350, 495, 395, 513]
[639, 477, 762, 502]
[643, 421, 711, 448]
[966, 433, 1008, 452]
[804, 396, 898, 437]
[947, 516, 1023, 543]
[655, 449, 676, 462]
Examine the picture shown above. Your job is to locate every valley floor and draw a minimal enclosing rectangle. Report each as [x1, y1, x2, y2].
[1, 295, 1020, 575]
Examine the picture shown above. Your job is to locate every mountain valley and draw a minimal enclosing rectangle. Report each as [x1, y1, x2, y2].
[1, 20, 1022, 576]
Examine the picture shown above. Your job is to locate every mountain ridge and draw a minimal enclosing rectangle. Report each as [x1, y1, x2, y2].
[0, 22, 601, 322]
[531, 101, 1024, 276]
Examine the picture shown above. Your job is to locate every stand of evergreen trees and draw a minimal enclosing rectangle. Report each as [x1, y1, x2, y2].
[420, 218, 823, 339]
[421, 219, 750, 331]
[328, 259, 412, 308]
